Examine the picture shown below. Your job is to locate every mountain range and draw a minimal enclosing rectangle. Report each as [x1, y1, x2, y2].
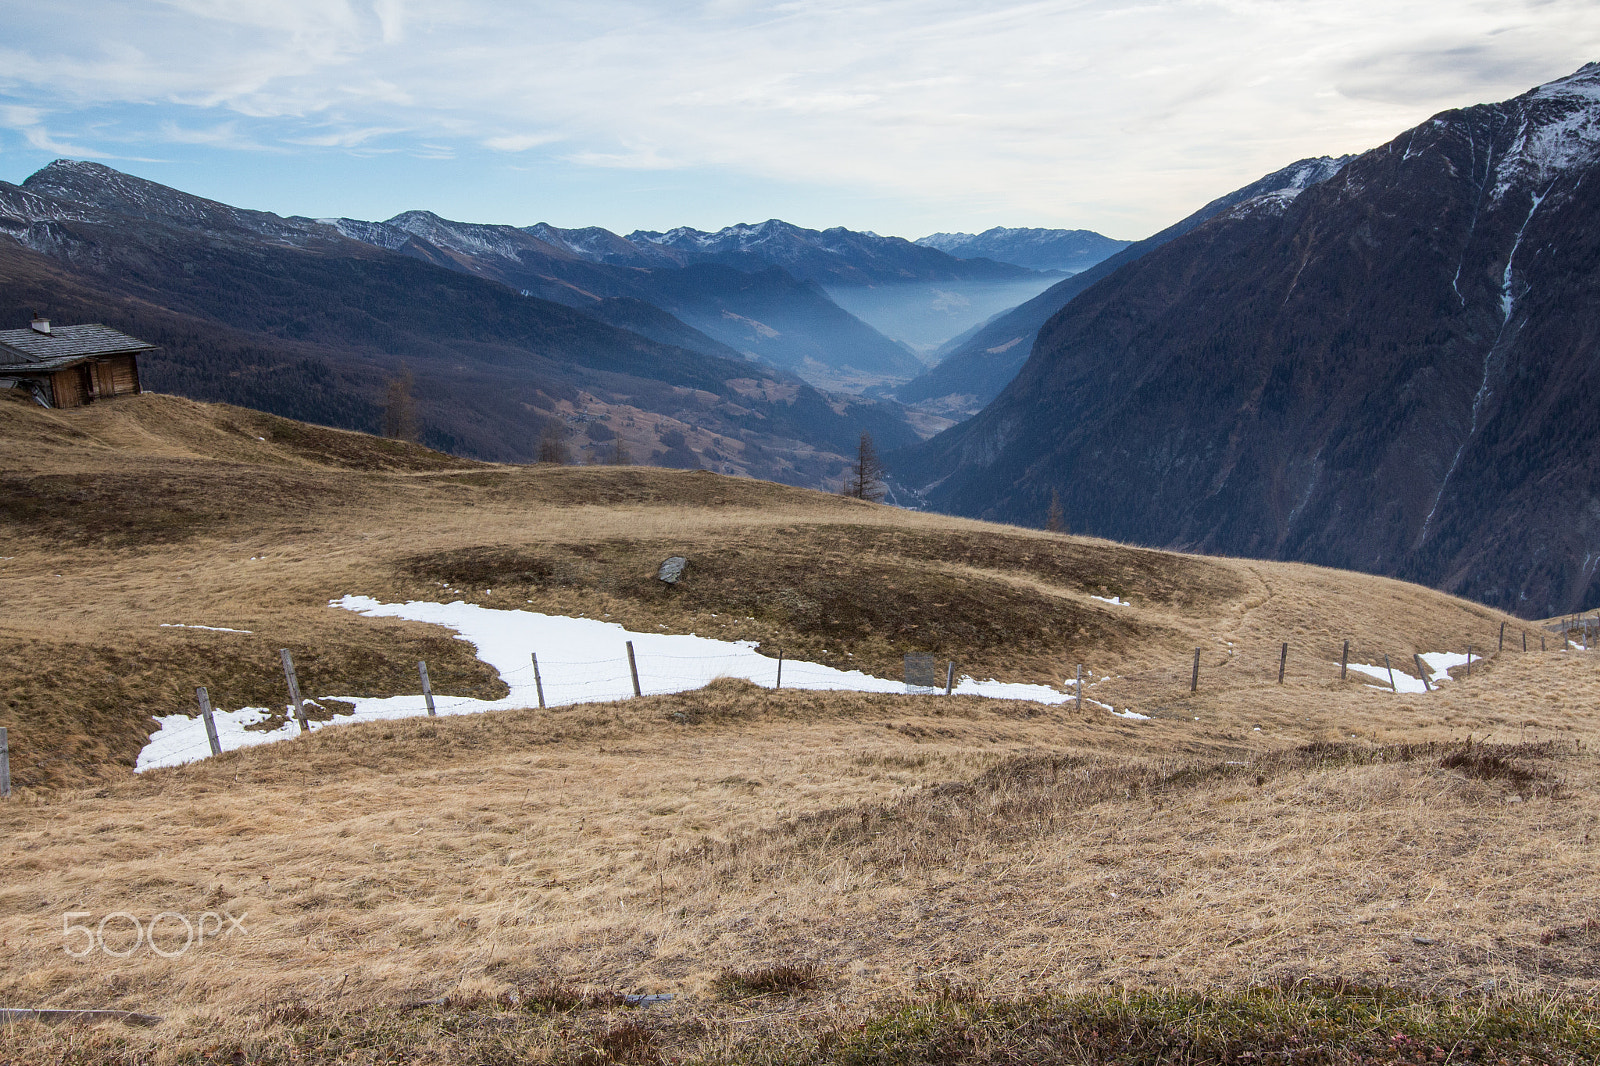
[331, 209, 927, 386]
[914, 228, 1131, 273]
[0, 161, 920, 482]
[898, 62, 1600, 619]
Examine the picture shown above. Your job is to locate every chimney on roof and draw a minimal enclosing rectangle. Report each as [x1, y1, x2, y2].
[29, 313, 50, 335]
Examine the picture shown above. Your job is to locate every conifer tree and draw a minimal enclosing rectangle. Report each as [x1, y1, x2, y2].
[1046, 488, 1067, 533]
[382, 368, 420, 442]
[843, 431, 886, 501]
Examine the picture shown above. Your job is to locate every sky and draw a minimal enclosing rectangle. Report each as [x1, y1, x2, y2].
[1, 0, 1597, 241]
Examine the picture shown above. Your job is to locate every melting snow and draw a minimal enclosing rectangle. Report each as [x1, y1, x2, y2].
[1090, 594, 1130, 607]
[1346, 651, 1478, 693]
[136, 597, 1074, 771]
[160, 623, 253, 634]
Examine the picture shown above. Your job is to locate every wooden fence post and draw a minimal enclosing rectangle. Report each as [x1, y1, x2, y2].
[1190, 648, 1201, 693]
[0, 726, 11, 798]
[1522, 631, 1527, 652]
[945, 661, 955, 696]
[418, 661, 436, 716]
[1466, 644, 1472, 678]
[531, 653, 546, 709]
[1541, 633, 1546, 652]
[280, 649, 308, 733]
[1413, 653, 1432, 692]
[626, 641, 642, 698]
[1341, 639, 1349, 680]
[1384, 654, 1397, 692]
[1499, 622, 1505, 652]
[775, 649, 783, 691]
[196, 687, 222, 756]
[1076, 664, 1083, 712]
[1278, 642, 1288, 684]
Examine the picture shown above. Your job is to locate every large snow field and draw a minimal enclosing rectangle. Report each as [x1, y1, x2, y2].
[136, 596, 1073, 771]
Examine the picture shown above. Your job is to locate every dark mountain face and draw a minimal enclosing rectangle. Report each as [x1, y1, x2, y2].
[899, 63, 1600, 619]
[895, 157, 1352, 414]
[914, 228, 1130, 273]
[334, 211, 923, 385]
[625, 219, 1040, 286]
[0, 161, 919, 482]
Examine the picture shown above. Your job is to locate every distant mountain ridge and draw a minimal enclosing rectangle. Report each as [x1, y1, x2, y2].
[519, 216, 1060, 364]
[898, 62, 1600, 619]
[914, 227, 1130, 273]
[624, 219, 1040, 286]
[324, 209, 925, 384]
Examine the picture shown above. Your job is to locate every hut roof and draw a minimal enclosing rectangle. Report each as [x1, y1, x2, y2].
[0, 324, 157, 374]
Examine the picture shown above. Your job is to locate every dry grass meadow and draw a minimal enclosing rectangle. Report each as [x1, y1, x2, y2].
[2, 392, 1598, 1064]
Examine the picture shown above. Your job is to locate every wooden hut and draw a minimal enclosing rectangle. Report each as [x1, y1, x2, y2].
[0, 316, 156, 408]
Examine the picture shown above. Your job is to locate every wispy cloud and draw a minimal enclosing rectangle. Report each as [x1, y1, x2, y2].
[484, 132, 561, 152]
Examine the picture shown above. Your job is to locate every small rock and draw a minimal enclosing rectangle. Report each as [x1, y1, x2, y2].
[658, 556, 688, 584]
[1412, 936, 1436, 945]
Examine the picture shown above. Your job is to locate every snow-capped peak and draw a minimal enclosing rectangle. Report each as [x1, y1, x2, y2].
[1489, 62, 1600, 200]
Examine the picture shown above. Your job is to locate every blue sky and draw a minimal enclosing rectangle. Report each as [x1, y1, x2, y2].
[1, 0, 1596, 240]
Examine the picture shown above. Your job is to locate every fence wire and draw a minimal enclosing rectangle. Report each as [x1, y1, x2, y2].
[126, 625, 1600, 774]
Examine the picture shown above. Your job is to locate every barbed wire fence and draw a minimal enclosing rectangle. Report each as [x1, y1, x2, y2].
[12, 611, 1600, 785]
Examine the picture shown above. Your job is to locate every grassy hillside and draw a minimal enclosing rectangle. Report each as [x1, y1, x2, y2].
[2, 393, 1596, 1064]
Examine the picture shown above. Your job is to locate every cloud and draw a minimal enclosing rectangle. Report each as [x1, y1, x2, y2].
[483, 132, 561, 152]
[157, 120, 275, 151]
[1, 0, 1598, 231]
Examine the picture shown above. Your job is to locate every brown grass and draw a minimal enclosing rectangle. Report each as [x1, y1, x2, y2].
[3, 395, 1598, 1063]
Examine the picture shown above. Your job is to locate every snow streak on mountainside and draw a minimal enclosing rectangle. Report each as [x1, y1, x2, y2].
[898, 62, 1600, 620]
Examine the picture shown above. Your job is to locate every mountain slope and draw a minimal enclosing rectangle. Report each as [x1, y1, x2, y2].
[0, 161, 918, 481]
[915, 227, 1130, 272]
[895, 157, 1352, 413]
[900, 63, 1600, 618]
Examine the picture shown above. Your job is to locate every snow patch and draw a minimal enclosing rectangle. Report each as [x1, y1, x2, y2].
[1345, 651, 1478, 693]
[1089, 594, 1130, 607]
[160, 623, 253, 634]
[136, 597, 1075, 771]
